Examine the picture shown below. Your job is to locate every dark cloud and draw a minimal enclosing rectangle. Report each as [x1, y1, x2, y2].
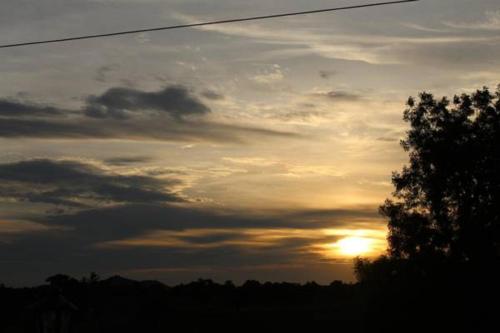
[36, 203, 380, 242]
[178, 232, 245, 245]
[0, 159, 182, 208]
[0, 117, 297, 143]
[0, 202, 380, 285]
[309, 90, 363, 103]
[104, 156, 154, 166]
[324, 91, 362, 101]
[0, 230, 350, 286]
[84, 86, 210, 119]
[0, 99, 65, 117]
[0, 153, 380, 284]
[201, 90, 225, 100]
[270, 110, 325, 121]
[0, 118, 107, 139]
[0, 85, 298, 143]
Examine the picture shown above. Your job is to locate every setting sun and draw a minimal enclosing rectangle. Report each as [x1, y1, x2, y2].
[336, 237, 373, 256]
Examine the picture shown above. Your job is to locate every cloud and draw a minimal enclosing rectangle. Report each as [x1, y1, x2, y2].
[0, 225, 355, 285]
[38, 203, 381, 239]
[37, 204, 381, 261]
[261, 108, 327, 123]
[201, 90, 225, 100]
[251, 65, 285, 84]
[312, 90, 363, 102]
[95, 64, 120, 83]
[173, 14, 386, 64]
[402, 23, 452, 33]
[0, 100, 66, 117]
[84, 85, 210, 119]
[0, 159, 182, 208]
[97, 227, 344, 255]
[0, 219, 52, 235]
[0, 85, 299, 143]
[445, 10, 500, 31]
[0, 117, 298, 143]
[104, 156, 154, 166]
[325, 91, 362, 101]
[177, 13, 500, 67]
[222, 157, 279, 167]
[0, 193, 383, 284]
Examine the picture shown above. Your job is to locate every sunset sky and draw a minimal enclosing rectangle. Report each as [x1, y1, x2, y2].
[1, 0, 499, 286]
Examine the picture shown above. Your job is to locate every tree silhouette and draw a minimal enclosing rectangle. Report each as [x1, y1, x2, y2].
[387, 85, 500, 261]
[353, 85, 500, 328]
[357, 85, 500, 280]
[46, 274, 79, 289]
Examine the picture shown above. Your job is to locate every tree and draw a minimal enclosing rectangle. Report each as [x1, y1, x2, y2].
[357, 85, 500, 280]
[352, 86, 500, 329]
[384, 85, 500, 263]
[46, 274, 79, 289]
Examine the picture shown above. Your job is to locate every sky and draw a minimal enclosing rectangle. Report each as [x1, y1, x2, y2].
[0, 0, 499, 286]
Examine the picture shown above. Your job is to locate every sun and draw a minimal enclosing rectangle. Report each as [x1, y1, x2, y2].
[336, 237, 373, 256]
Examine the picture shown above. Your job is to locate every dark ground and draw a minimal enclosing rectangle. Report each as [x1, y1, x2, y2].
[1, 270, 497, 333]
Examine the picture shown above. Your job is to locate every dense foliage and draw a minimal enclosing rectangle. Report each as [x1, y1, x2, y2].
[354, 85, 500, 328]
[382, 85, 500, 262]
[356, 85, 500, 272]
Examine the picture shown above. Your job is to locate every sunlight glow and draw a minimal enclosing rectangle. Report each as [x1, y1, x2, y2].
[336, 237, 373, 256]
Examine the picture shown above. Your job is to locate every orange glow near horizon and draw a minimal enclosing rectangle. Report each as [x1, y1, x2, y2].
[97, 227, 388, 262]
[315, 229, 387, 259]
[336, 237, 373, 256]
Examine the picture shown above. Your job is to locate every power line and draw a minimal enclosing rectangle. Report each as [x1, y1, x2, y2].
[0, 0, 419, 49]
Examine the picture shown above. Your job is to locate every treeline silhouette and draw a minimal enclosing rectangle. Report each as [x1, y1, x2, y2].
[1, 274, 365, 332]
[1, 270, 496, 332]
[2, 85, 500, 332]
